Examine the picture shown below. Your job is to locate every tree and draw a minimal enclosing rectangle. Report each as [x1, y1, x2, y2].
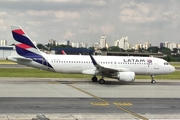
[101, 47, 108, 51]
[37, 44, 48, 50]
[58, 45, 72, 48]
[159, 47, 171, 55]
[138, 48, 143, 52]
[172, 48, 178, 53]
[126, 49, 135, 52]
[119, 48, 126, 52]
[147, 46, 159, 53]
[88, 47, 94, 50]
[108, 46, 120, 51]
[163, 55, 177, 62]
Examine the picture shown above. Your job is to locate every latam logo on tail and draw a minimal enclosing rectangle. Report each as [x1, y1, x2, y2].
[7, 26, 175, 84]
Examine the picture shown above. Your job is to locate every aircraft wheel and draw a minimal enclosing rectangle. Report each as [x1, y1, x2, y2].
[151, 80, 156, 84]
[99, 79, 105, 84]
[92, 76, 98, 82]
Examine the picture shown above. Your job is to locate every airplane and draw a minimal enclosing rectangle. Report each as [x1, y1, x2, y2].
[61, 50, 66, 55]
[61, 50, 81, 55]
[7, 26, 175, 84]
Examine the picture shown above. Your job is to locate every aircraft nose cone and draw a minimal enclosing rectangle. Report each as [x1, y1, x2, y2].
[171, 66, 175, 73]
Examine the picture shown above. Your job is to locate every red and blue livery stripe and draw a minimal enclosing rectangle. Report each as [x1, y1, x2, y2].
[12, 29, 36, 49]
[11, 26, 53, 69]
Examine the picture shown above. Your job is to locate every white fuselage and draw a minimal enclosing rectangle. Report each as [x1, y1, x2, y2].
[8, 54, 175, 76]
[49, 55, 175, 75]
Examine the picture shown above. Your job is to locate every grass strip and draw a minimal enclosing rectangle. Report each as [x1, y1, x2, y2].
[0, 68, 179, 79]
[0, 68, 90, 78]
[0, 60, 16, 64]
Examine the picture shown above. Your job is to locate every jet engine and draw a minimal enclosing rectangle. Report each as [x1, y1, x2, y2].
[117, 72, 135, 82]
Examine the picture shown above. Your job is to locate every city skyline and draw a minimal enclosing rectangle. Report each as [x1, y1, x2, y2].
[0, 0, 180, 47]
[1, 35, 180, 51]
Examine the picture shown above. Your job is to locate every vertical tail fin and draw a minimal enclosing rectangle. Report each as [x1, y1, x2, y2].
[61, 50, 67, 55]
[11, 26, 42, 58]
[11, 25, 53, 69]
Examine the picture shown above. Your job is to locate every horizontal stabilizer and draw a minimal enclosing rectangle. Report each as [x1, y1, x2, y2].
[7, 56, 32, 61]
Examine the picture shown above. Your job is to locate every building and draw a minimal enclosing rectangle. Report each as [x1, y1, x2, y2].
[106, 43, 109, 49]
[159, 41, 178, 51]
[79, 42, 87, 48]
[70, 41, 87, 48]
[33, 41, 37, 46]
[143, 42, 151, 49]
[0, 46, 17, 59]
[0, 40, 7, 46]
[70, 41, 77, 48]
[114, 36, 129, 50]
[93, 42, 99, 50]
[178, 44, 180, 49]
[59, 39, 70, 46]
[99, 35, 106, 49]
[171, 43, 177, 50]
[134, 44, 140, 50]
[164, 41, 169, 48]
[133, 42, 151, 50]
[48, 39, 57, 45]
[160, 43, 164, 48]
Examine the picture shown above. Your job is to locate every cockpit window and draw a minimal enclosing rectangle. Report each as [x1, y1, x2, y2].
[164, 62, 169, 65]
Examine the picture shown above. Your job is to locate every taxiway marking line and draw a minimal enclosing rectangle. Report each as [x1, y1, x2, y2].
[48, 81, 78, 84]
[67, 84, 109, 104]
[116, 106, 148, 120]
[113, 102, 132, 106]
[67, 84, 148, 119]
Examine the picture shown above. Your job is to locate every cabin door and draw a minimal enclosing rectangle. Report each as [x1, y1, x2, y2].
[154, 59, 159, 69]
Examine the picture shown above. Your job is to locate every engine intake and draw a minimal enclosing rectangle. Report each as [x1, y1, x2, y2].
[117, 72, 135, 82]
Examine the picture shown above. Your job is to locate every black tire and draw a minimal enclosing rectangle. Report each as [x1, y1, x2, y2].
[99, 79, 105, 84]
[92, 77, 98, 82]
[151, 80, 156, 84]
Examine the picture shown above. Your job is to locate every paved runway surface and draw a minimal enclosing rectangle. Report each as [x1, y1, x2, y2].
[0, 78, 180, 119]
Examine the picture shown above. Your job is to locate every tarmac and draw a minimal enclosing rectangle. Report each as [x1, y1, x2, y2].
[0, 78, 180, 120]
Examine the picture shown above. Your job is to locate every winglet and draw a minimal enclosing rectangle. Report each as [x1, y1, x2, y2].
[89, 54, 98, 66]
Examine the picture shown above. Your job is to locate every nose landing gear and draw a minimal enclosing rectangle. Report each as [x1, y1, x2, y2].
[151, 75, 156, 84]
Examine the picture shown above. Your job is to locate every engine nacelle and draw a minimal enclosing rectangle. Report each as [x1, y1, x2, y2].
[117, 72, 135, 82]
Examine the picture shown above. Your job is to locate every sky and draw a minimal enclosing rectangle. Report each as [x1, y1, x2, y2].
[0, 0, 180, 47]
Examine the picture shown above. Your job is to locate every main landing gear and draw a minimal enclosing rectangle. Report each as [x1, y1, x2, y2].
[91, 76, 98, 82]
[151, 75, 156, 84]
[91, 76, 106, 84]
[98, 78, 105, 84]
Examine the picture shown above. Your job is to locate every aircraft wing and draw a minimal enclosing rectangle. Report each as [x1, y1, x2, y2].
[89, 54, 130, 73]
